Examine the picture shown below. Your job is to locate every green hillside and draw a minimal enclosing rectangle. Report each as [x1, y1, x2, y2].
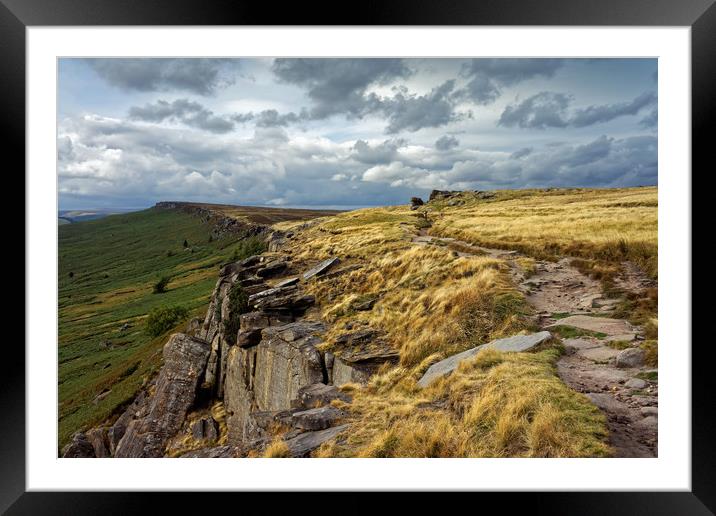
[58, 207, 263, 449]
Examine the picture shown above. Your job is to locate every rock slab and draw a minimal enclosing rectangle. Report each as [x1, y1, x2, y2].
[114, 334, 210, 458]
[417, 331, 552, 388]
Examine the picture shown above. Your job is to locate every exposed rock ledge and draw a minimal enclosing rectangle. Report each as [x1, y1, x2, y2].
[66, 247, 388, 458]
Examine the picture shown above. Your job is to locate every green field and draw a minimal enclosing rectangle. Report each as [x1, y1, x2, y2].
[58, 207, 263, 449]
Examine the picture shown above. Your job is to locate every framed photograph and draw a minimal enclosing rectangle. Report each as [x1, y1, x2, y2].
[7, 0, 713, 512]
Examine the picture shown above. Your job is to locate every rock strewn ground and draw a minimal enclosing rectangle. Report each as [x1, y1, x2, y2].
[411, 231, 658, 457]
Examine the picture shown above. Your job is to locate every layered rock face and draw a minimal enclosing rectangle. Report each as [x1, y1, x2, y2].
[114, 334, 211, 457]
[70, 247, 395, 458]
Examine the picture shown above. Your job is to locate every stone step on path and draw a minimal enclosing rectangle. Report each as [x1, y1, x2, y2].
[547, 315, 637, 339]
[417, 331, 552, 388]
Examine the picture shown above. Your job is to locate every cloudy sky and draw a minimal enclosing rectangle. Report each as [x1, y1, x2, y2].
[58, 58, 657, 210]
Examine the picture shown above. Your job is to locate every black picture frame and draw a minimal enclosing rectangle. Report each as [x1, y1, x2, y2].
[4, 0, 713, 513]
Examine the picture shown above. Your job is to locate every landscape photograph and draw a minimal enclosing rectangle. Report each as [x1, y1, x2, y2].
[58, 57, 658, 459]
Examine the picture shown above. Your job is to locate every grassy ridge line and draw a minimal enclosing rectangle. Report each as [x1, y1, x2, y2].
[429, 187, 657, 278]
[57, 207, 263, 449]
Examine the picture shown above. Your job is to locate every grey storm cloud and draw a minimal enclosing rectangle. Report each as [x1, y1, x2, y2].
[128, 99, 234, 133]
[351, 138, 407, 164]
[380, 80, 463, 133]
[570, 92, 657, 127]
[510, 147, 532, 159]
[254, 109, 309, 128]
[435, 135, 460, 151]
[271, 58, 412, 119]
[86, 58, 240, 95]
[362, 134, 657, 191]
[639, 107, 658, 129]
[457, 58, 564, 105]
[499, 92, 572, 129]
[500, 91, 657, 129]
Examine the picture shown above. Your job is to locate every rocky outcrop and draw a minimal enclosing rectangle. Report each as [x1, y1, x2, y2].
[61, 432, 96, 458]
[114, 334, 210, 457]
[328, 328, 399, 386]
[224, 321, 327, 443]
[154, 201, 268, 240]
[417, 331, 552, 388]
[77, 246, 358, 459]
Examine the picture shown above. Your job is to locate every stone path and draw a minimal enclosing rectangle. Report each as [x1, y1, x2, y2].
[412, 230, 657, 457]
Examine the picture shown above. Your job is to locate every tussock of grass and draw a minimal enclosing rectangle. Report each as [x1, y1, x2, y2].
[516, 257, 537, 278]
[640, 340, 658, 367]
[317, 347, 610, 458]
[263, 439, 291, 458]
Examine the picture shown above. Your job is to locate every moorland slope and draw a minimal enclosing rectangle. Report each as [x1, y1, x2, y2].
[61, 187, 658, 458]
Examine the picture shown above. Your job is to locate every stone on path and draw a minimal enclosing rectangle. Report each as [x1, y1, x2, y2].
[417, 331, 552, 388]
[616, 347, 646, 368]
[548, 315, 635, 336]
[562, 338, 601, 351]
[625, 378, 647, 389]
[577, 346, 620, 362]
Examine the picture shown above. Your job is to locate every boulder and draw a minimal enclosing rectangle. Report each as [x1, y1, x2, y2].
[237, 311, 294, 348]
[292, 383, 351, 410]
[224, 322, 327, 444]
[107, 391, 148, 454]
[284, 424, 350, 457]
[256, 260, 288, 278]
[330, 358, 373, 386]
[86, 428, 111, 458]
[253, 324, 326, 411]
[292, 406, 346, 431]
[417, 331, 552, 388]
[429, 190, 460, 201]
[302, 257, 340, 280]
[61, 432, 96, 458]
[114, 334, 211, 457]
[625, 377, 647, 389]
[252, 291, 315, 313]
[616, 347, 646, 368]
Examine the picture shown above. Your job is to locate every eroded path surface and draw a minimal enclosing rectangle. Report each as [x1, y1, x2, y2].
[412, 230, 657, 457]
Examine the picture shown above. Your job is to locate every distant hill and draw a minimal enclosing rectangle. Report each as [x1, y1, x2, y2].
[58, 209, 139, 225]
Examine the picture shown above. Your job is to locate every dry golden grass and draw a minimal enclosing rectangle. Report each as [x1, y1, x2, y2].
[429, 187, 657, 278]
[281, 188, 658, 457]
[316, 347, 610, 458]
[263, 439, 291, 458]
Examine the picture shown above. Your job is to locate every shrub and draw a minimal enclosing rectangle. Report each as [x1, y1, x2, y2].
[222, 283, 249, 345]
[230, 235, 267, 262]
[145, 305, 188, 337]
[153, 276, 171, 294]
